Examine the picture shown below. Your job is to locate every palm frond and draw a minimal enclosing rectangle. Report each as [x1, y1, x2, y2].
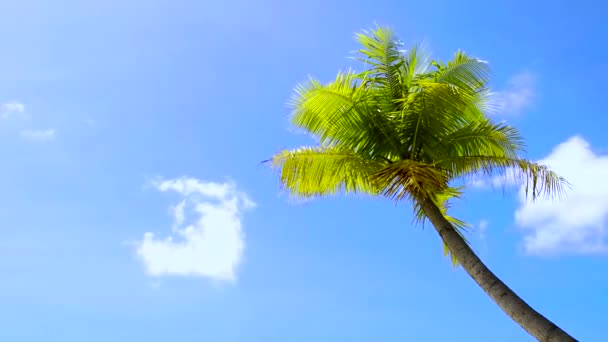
[435, 156, 568, 200]
[270, 146, 386, 197]
[434, 50, 490, 93]
[291, 71, 405, 159]
[416, 80, 487, 123]
[428, 120, 525, 162]
[401, 44, 431, 89]
[355, 26, 404, 102]
[397, 82, 489, 162]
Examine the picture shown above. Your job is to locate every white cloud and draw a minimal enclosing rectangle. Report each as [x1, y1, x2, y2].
[19, 129, 56, 142]
[171, 200, 187, 228]
[492, 72, 536, 116]
[1, 101, 26, 119]
[136, 177, 255, 281]
[515, 136, 608, 255]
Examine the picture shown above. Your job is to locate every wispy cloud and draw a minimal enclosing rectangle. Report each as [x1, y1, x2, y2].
[2, 102, 57, 143]
[1, 101, 26, 119]
[136, 177, 255, 281]
[474, 219, 490, 255]
[466, 167, 520, 189]
[514, 136, 608, 255]
[19, 129, 56, 143]
[477, 219, 489, 240]
[492, 71, 536, 116]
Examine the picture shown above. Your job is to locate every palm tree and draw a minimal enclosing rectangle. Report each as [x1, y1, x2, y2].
[268, 27, 576, 341]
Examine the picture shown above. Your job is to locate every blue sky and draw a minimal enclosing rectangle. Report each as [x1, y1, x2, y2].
[0, 0, 607, 341]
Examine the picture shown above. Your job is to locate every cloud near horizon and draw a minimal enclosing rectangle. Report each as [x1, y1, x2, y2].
[136, 177, 255, 281]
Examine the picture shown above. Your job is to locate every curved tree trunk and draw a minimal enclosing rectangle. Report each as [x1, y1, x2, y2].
[419, 197, 577, 342]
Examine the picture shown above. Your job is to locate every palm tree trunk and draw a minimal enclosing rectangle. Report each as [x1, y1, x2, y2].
[418, 197, 577, 342]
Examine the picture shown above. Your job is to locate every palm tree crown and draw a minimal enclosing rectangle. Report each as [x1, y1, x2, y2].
[271, 28, 565, 258]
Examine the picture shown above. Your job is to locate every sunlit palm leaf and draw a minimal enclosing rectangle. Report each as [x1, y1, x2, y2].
[435, 155, 567, 199]
[401, 44, 431, 89]
[291, 72, 404, 158]
[271, 147, 386, 197]
[435, 50, 490, 94]
[355, 27, 404, 103]
[430, 120, 525, 161]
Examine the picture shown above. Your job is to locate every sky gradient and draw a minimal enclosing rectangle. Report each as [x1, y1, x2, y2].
[1, 1, 607, 341]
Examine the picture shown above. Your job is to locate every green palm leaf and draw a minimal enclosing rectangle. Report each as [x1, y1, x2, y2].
[291, 71, 404, 159]
[355, 27, 404, 101]
[271, 147, 386, 197]
[435, 50, 490, 94]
